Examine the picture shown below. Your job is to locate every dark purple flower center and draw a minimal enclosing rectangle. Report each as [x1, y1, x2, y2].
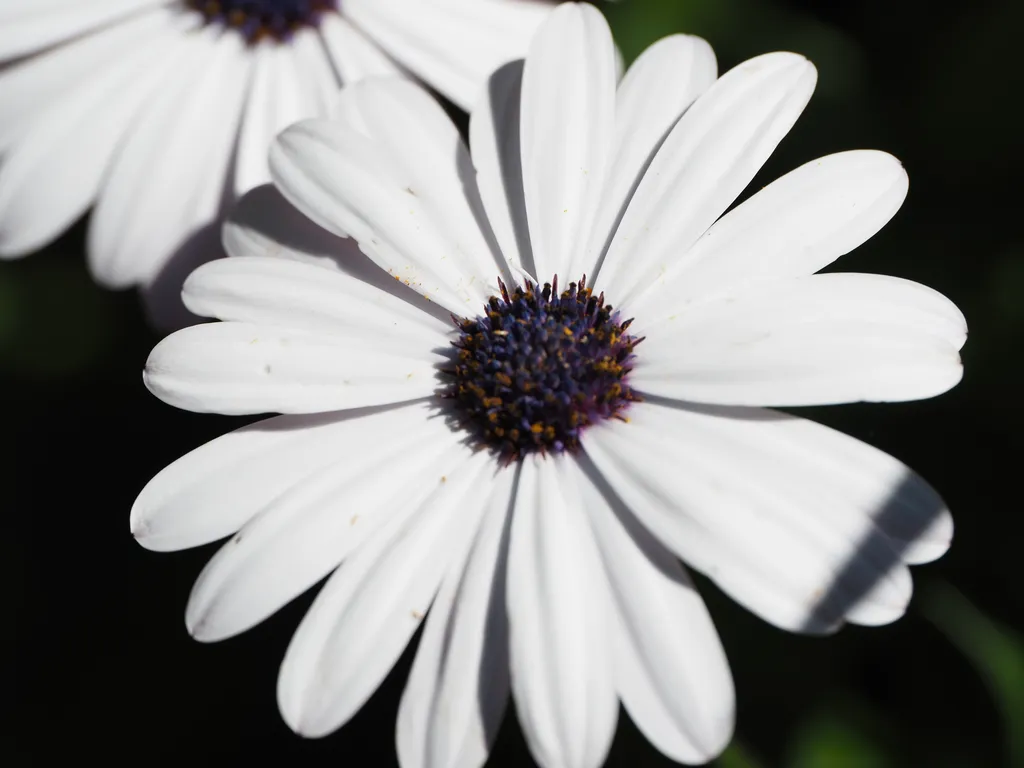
[444, 275, 642, 462]
[185, 0, 337, 42]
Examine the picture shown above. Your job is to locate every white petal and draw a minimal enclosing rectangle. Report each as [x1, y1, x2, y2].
[0, 6, 187, 154]
[586, 34, 717, 272]
[143, 319, 444, 415]
[186, 409, 470, 642]
[469, 60, 532, 276]
[520, 2, 616, 282]
[507, 454, 617, 768]
[233, 42, 317, 197]
[223, 183, 355, 269]
[224, 183, 451, 315]
[396, 466, 516, 768]
[636, 151, 912, 312]
[574, 456, 734, 764]
[0, 11, 191, 257]
[131, 403, 427, 553]
[0, 0, 169, 61]
[138, 224, 222, 332]
[633, 273, 966, 407]
[87, 26, 250, 288]
[585, 401, 952, 634]
[182, 256, 451, 341]
[597, 52, 817, 306]
[270, 79, 504, 315]
[288, 25, 341, 114]
[342, 0, 550, 110]
[329, 79, 506, 286]
[277, 448, 493, 738]
[318, 12, 403, 84]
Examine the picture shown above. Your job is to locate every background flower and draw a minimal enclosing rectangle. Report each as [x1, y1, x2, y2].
[0, 0, 552, 327]
[9, 0, 1022, 766]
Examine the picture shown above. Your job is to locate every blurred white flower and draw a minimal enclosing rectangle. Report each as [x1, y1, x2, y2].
[132, 3, 965, 766]
[0, 0, 551, 325]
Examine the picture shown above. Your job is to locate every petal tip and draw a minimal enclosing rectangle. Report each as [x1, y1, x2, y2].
[183, 602, 229, 644]
[537, 0, 611, 43]
[141, 360, 162, 398]
[129, 507, 149, 543]
[268, 119, 320, 179]
[129, 491, 172, 551]
[0, 238, 34, 261]
[940, 352, 966, 392]
[699, 712, 737, 764]
[746, 50, 812, 70]
[277, 692, 333, 741]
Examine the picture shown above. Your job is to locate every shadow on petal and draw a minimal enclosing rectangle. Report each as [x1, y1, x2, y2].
[141, 221, 221, 332]
[483, 59, 535, 279]
[800, 471, 948, 633]
[477, 463, 518, 727]
[228, 183, 456, 325]
[590, 394, 950, 634]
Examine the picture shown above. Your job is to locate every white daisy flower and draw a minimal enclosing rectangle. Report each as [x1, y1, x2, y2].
[0, 0, 551, 325]
[132, 3, 966, 766]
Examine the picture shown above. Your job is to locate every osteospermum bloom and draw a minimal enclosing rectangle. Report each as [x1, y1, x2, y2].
[132, 4, 966, 766]
[0, 0, 550, 325]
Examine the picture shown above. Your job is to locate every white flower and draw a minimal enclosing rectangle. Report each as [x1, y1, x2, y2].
[132, 3, 966, 766]
[0, 0, 551, 325]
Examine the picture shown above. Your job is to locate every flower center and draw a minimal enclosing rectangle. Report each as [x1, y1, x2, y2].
[444, 276, 641, 462]
[185, 0, 337, 42]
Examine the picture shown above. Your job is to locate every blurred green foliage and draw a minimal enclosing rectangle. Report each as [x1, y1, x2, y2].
[923, 583, 1024, 766]
[786, 711, 894, 768]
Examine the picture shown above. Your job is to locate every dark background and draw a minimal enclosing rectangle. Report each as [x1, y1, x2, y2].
[9, 0, 1022, 765]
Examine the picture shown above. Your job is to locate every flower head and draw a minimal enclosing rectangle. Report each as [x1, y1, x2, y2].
[445, 273, 642, 461]
[185, 0, 338, 43]
[0, 0, 552, 325]
[133, 3, 966, 766]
